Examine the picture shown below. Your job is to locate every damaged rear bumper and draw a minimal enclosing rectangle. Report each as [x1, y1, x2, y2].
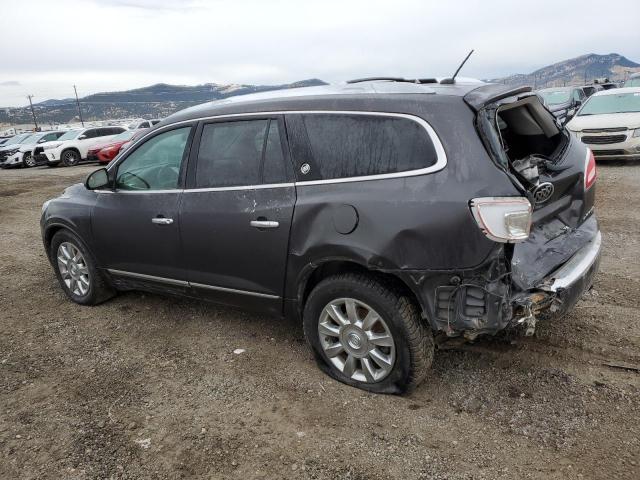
[512, 230, 601, 334]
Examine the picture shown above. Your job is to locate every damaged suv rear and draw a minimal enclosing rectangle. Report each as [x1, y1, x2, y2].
[41, 79, 600, 394]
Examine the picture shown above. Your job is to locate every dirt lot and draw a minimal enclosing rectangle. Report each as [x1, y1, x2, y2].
[0, 163, 638, 479]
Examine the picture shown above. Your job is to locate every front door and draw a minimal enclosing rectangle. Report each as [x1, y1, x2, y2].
[92, 125, 194, 285]
[180, 117, 296, 314]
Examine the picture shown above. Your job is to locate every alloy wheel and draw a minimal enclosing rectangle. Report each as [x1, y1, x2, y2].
[57, 242, 90, 296]
[318, 298, 396, 383]
[24, 153, 36, 167]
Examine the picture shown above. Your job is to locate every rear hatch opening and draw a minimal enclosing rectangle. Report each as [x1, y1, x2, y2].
[472, 91, 599, 317]
[495, 96, 568, 187]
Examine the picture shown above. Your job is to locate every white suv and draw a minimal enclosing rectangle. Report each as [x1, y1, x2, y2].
[39, 126, 127, 167]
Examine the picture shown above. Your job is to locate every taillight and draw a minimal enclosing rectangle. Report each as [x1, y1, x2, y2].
[470, 197, 532, 243]
[584, 149, 597, 190]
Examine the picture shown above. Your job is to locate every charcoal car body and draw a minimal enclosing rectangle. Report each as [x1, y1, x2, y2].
[41, 80, 600, 393]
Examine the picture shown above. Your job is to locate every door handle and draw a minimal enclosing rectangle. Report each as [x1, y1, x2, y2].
[250, 220, 279, 229]
[152, 217, 174, 225]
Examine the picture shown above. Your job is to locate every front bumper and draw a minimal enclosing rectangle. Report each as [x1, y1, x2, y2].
[0, 152, 23, 167]
[44, 149, 62, 164]
[575, 132, 640, 160]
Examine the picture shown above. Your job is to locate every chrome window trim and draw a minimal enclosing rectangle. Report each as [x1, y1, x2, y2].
[114, 110, 447, 189]
[107, 269, 280, 299]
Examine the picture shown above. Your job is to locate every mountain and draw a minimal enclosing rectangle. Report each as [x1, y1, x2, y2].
[490, 53, 640, 88]
[0, 79, 326, 125]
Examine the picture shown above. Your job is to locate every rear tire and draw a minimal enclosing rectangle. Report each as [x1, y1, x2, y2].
[50, 230, 115, 305]
[303, 273, 434, 394]
[61, 149, 80, 167]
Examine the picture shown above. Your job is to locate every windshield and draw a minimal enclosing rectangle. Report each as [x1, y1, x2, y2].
[539, 90, 571, 105]
[21, 134, 42, 144]
[3, 133, 31, 146]
[112, 130, 137, 142]
[624, 78, 640, 88]
[578, 92, 640, 116]
[57, 130, 81, 141]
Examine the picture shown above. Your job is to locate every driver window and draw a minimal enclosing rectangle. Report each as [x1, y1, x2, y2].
[115, 127, 191, 190]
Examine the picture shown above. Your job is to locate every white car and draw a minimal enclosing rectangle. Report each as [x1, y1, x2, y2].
[566, 87, 640, 161]
[39, 126, 127, 167]
[15, 131, 67, 168]
[0, 133, 34, 168]
[127, 119, 161, 130]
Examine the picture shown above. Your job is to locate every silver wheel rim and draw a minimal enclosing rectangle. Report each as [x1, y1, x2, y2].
[65, 152, 77, 164]
[24, 154, 35, 167]
[57, 242, 90, 296]
[318, 298, 396, 383]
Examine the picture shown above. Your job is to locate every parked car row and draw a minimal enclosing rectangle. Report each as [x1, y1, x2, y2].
[0, 119, 161, 169]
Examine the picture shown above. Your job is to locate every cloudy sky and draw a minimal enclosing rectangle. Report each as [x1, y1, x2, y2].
[0, 0, 638, 107]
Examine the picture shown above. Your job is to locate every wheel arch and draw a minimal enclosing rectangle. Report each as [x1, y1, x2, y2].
[296, 259, 426, 323]
[61, 146, 81, 159]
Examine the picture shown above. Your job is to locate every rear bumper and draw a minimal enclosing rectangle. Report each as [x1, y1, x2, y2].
[512, 230, 601, 329]
[538, 231, 601, 294]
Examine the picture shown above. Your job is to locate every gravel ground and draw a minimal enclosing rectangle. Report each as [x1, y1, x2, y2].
[0, 163, 639, 479]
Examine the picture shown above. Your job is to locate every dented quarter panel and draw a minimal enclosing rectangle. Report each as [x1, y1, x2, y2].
[283, 96, 520, 307]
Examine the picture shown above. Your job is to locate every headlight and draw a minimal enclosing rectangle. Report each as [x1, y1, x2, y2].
[41, 199, 51, 214]
[633, 128, 640, 138]
[43, 143, 62, 150]
[4, 148, 19, 155]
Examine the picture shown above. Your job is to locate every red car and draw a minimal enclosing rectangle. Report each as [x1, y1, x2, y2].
[87, 128, 149, 164]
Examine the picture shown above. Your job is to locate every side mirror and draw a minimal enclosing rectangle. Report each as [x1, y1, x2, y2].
[85, 168, 110, 190]
[78, 134, 87, 140]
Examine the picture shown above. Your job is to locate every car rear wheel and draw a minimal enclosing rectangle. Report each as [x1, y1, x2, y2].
[303, 273, 434, 394]
[23, 152, 36, 168]
[50, 230, 115, 305]
[61, 149, 80, 167]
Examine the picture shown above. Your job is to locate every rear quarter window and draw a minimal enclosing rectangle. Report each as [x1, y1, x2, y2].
[286, 113, 438, 181]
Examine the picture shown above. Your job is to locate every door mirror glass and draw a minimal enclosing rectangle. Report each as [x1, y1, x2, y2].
[85, 168, 110, 190]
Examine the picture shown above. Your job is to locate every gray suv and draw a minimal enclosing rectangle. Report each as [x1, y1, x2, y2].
[41, 80, 601, 393]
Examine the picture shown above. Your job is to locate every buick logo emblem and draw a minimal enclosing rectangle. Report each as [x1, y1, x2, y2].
[532, 182, 554, 204]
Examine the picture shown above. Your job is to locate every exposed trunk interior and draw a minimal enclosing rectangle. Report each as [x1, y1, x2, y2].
[496, 96, 568, 185]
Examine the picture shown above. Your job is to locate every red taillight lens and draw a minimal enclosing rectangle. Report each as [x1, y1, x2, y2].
[584, 149, 597, 190]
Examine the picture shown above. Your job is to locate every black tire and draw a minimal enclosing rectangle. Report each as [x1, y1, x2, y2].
[50, 230, 115, 305]
[23, 152, 36, 168]
[303, 273, 434, 394]
[61, 149, 80, 167]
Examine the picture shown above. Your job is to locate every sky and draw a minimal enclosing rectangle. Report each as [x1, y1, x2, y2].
[1, 0, 639, 107]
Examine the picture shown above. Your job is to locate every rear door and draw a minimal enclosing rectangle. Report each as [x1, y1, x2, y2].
[180, 116, 296, 314]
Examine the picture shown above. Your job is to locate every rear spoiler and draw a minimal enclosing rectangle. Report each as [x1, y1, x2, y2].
[463, 84, 532, 112]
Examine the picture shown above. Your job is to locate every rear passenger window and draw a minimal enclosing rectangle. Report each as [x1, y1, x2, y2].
[195, 119, 288, 188]
[289, 114, 438, 180]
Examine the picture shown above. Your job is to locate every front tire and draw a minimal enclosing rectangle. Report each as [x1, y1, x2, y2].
[303, 273, 434, 394]
[23, 152, 36, 168]
[61, 149, 80, 167]
[50, 230, 115, 305]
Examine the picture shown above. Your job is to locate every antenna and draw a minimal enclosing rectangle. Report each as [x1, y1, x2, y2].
[440, 49, 475, 84]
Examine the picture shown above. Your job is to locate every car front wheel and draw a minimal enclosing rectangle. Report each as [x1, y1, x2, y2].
[23, 152, 36, 168]
[50, 230, 114, 305]
[61, 149, 80, 167]
[303, 273, 434, 394]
